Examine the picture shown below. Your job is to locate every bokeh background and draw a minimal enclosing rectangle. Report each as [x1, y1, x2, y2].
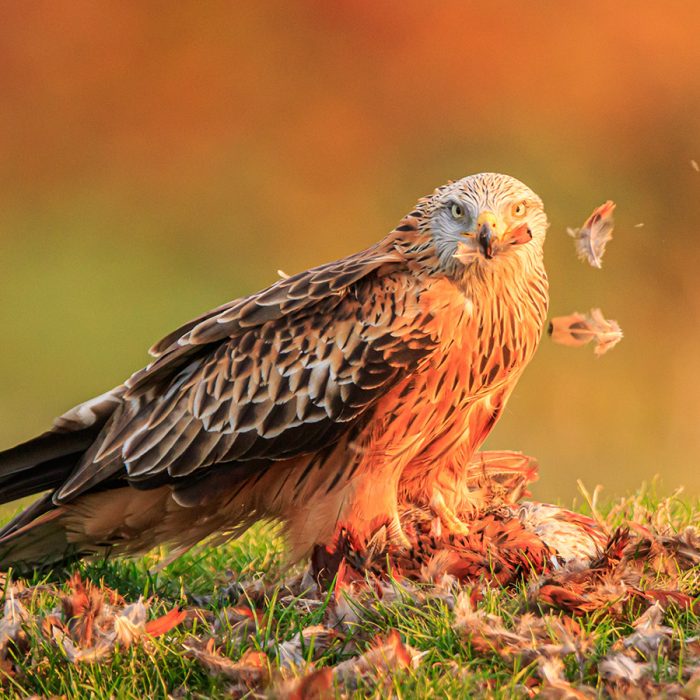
[1, 1, 700, 505]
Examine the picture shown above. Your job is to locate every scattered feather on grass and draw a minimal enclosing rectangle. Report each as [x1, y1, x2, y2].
[183, 637, 270, 685]
[275, 629, 421, 697]
[41, 574, 187, 664]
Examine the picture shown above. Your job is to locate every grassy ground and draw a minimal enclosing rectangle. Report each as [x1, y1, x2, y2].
[0, 485, 698, 699]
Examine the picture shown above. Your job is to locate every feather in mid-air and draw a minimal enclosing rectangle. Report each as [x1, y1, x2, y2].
[0, 172, 549, 570]
[549, 308, 623, 356]
[568, 201, 616, 269]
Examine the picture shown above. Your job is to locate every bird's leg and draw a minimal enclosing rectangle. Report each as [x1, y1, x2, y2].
[402, 457, 475, 536]
[338, 469, 412, 552]
[429, 489, 471, 536]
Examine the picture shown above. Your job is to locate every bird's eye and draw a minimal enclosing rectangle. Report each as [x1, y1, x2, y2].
[450, 203, 464, 219]
[511, 201, 528, 218]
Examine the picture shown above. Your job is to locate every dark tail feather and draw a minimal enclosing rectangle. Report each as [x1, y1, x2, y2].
[0, 452, 85, 504]
[0, 431, 96, 570]
[0, 429, 92, 477]
[0, 493, 54, 537]
[0, 429, 95, 506]
[0, 390, 124, 570]
[0, 387, 125, 507]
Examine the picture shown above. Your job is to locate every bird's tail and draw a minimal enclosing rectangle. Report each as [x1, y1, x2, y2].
[0, 389, 122, 569]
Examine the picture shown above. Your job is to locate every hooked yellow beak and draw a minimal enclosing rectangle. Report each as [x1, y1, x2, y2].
[455, 210, 532, 263]
[475, 210, 501, 259]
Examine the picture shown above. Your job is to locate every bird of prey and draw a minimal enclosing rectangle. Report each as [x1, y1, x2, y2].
[0, 172, 549, 570]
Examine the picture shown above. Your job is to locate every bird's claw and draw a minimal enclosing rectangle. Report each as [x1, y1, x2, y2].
[430, 490, 471, 536]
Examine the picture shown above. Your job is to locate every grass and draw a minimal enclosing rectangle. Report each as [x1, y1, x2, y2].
[0, 485, 698, 698]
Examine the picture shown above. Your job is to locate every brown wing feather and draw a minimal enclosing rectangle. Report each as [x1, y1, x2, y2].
[136, 244, 404, 390]
[55, 243, 435, 502]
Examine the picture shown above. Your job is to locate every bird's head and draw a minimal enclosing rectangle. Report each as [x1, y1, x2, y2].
[419, 172, 548, 274]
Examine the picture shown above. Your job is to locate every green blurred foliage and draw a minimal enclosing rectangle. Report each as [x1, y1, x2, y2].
[1, 1, 700, 503]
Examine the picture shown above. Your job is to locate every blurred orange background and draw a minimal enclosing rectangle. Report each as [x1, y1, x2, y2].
[1, 1, 700, 504]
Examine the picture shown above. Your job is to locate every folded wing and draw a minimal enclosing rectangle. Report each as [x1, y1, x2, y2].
[51, 244, 437, 502]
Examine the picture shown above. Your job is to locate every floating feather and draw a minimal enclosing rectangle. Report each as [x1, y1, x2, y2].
[548, 308, 623, 356]
[568, 200, 616, 268]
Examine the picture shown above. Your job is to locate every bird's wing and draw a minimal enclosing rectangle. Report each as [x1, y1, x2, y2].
[55, 243, 438, 501]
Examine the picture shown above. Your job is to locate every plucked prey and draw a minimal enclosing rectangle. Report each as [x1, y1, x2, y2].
[0, 172, 549, 569]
